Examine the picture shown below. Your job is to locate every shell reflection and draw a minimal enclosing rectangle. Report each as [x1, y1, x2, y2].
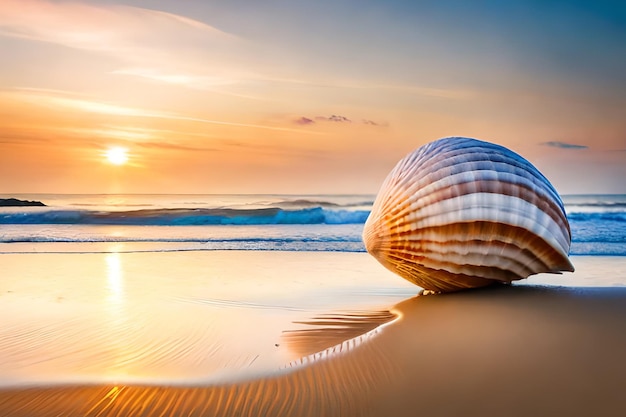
[281, 310, 398, 368]
[363, 137, 574, 293]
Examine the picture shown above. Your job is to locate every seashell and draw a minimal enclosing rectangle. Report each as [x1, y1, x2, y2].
[363, 136, 574, 293]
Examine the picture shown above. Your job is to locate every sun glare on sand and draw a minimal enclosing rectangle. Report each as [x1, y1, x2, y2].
[105, 147, 129, 165]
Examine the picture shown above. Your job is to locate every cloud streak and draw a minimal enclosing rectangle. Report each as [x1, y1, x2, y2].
[295, 114, 386, 127]
[541, 141, 589, 150]
[5, 88, 319, 135]
[0, 0, 234, 51]
[362, 119, 388, 126]
[111, 68, 247, 91]
[135, 141, 220, 153]
[321, 115, 351, 123]
[295, 117, 315, 125]
[0, 0, 245, 90]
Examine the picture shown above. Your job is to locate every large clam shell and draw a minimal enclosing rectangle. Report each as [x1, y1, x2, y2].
[363, 137, 574, 293]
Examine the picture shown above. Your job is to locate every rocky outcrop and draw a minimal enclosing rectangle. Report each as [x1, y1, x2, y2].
[0, 198, 46, 207]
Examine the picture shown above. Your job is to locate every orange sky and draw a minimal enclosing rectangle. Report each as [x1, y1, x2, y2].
[1, 0, 625, 194]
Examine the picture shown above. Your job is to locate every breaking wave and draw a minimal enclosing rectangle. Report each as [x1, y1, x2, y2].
[0, 207, 370, 226]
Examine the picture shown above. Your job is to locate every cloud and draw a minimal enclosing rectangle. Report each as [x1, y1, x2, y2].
[0, 0, 234, 52]
[362, 119, 389, 127]
[297, 114, 386, 127]
[112, 68, 237, 88]
[541, 141, 589, 150]
[135, 141, 219, 153]
[0, 0, 243, 87]
[10, 88, 150, 117]
[5, 88, 320, 135]
[295, 117, 315, 125]
[318, 115, 352, 123]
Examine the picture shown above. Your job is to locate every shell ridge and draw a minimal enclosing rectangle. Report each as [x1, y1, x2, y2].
[367, 194, 571, 270]
[387, 243, 541, 279]
[398, 173, 568, 233]
[408, 138, 566, 215]
[387, 232, 555, 275]
[394, 194, 564, 246]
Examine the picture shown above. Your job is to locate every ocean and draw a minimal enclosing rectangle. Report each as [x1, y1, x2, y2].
[1, 193, 625, 255]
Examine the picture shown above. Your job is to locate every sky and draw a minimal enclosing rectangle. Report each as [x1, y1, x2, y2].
[0, 0, 625, 195]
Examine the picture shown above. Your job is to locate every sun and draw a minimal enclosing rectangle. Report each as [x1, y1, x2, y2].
[105, 147, 129, 165]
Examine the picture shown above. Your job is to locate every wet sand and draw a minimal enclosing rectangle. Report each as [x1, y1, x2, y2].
[0, 253, 625, 416]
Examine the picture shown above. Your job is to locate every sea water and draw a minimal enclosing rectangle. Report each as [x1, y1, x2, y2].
[1, 193, 624, 255]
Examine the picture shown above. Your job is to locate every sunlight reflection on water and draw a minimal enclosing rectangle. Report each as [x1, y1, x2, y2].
[0, 251, 417, 387]
[105, 252, 124, 305]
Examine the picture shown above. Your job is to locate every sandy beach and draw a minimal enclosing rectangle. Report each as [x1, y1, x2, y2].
[0, 252, 624, 416]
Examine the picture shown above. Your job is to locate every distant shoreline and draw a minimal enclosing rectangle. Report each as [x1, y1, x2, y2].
[0, 198, 46, 207]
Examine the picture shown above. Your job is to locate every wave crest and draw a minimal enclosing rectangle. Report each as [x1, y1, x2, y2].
[0, 207, 370, 226]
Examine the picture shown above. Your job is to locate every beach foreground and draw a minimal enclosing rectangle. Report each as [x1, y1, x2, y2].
[0, 252, 625, 416]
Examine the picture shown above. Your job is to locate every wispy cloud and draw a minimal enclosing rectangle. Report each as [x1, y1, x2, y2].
[135, 141, 220, 153]
[362, 119, 388, 127]
[0, 0, 478, 104]
[295, 117, 315, 125]
[295, 114, 387, 127]
[0, 121, 225, 154]
[259, 76, 477, 100]
[541, 141, 589, 150]
[171, 114, 319, 134]
[0, 0, 245, 91]
[11, 87, 149, 116]
[320, 115, 352, 123]
[5, 88, 318, 135]
[0, 0, 234, 51]
[0, 131, 54, 145]
[112, 68, 240, 89]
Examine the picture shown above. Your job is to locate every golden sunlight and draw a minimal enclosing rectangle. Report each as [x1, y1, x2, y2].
[105, 147, 129, 165]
